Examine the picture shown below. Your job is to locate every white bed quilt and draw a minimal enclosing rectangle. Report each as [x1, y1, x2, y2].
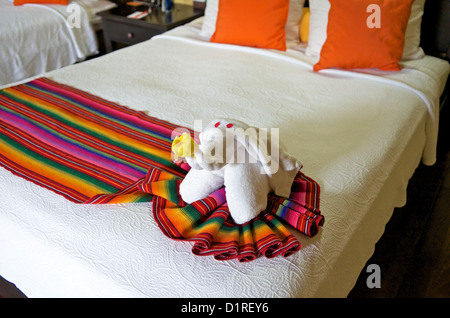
[0, 0, 98, 86]
[0, 22, 449, 297]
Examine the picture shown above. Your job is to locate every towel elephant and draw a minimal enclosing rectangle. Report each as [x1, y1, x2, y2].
[172, 119, 302, 224]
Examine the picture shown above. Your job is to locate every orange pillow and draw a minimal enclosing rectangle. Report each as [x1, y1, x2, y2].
[210, 0, 290, 51]
[14, 0, 68, 5]
[313, 0, 414, 72]
[300, 7, 310, 43]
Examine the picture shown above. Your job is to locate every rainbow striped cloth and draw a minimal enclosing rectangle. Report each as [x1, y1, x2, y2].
[0, 78, 324, 262]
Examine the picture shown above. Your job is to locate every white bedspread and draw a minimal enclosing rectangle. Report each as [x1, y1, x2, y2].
[0, 0, 98, 86]
[0, 20, 449, 298]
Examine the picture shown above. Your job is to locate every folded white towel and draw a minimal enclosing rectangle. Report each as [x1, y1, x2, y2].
[176, 119, 302, 224]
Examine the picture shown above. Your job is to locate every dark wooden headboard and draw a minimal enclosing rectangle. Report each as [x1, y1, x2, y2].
[420, 0, 450, 61]
[419, 0, 450, 109]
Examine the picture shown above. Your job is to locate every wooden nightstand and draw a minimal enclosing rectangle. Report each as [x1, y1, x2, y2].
[99, 1, 204, 53]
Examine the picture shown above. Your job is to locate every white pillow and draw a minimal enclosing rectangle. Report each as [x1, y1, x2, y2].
[305, 0, 426, 60]
[403, 0, 426, 60]
[200, 0, 306, 49]
[286, 0, 307, 48]
[304, 0, 330, 58]
[200, 0, 219, 38]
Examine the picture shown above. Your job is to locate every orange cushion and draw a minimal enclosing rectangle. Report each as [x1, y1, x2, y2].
[14, 0, 68, 5]
[210, 0, 290, 51]
[313, 0, 414, 72]
[300, 7, 310, 43]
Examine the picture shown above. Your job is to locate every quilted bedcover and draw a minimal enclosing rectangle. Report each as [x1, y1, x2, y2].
[0, 20, 449, 297]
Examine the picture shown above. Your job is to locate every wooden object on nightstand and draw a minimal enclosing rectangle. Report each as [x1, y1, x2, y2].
[193, 0, 206, 11]
[99, 2, 204, 53]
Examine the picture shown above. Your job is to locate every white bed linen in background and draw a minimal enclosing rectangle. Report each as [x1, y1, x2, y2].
[0, 0, 98, 86]
[0, 20, 449, 297]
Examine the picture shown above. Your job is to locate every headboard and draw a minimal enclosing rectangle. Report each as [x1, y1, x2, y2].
[420, 0, 450, 61]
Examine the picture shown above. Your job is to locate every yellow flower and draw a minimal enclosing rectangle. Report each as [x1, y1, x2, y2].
[171, 133, 197, 161]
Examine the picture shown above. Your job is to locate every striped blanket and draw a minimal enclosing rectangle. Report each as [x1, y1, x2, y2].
[0, 78, 324, 262]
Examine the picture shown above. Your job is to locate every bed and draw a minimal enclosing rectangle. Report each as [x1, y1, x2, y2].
[0, 0, 116, 87]
[0, 0, 449, 298]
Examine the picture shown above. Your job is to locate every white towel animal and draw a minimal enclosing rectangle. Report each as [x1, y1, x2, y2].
[172, 119, 302, 224]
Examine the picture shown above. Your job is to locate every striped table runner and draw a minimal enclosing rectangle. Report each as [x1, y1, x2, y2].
[0, 78, 324, 262]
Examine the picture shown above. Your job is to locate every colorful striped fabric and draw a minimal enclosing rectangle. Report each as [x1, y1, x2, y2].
[0, 78, 324, 262]
[152, 171, 324, 261]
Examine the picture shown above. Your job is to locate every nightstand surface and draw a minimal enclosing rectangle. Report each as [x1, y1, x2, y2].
[99, 2, 203, 52]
